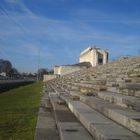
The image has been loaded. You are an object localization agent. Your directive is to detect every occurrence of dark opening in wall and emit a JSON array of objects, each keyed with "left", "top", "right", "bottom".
[{"left": 98, "top": 52, "right": 103, "bottom": 65}]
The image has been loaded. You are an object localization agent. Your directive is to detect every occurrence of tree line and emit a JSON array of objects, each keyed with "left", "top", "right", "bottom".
[
  {"left": 0, "top": 59, "right": 19, "bottom": 76},
  {"left": 0, "top": 59, "right": 53, "bottom": 80}
]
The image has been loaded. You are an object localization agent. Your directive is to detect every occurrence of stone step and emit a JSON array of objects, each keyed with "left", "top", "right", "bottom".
[
  {"left": 73, "top": 83, "right": 107, "bottom": 93},
  {"left": 107, "top": 86, "right": 119, "bottom": 93},
  {"left": 49, "top": 93, "right": 94, "bottom": 140},
  {"left": 73, "top": 83, "right": 107, "bottom": 90},
  {"left": 119, "top": 83, "right": 140, "bottom": 97},
  {"left": 69, "top": 91, "right": 140, "bottom": 133},
  {"left": 98, "top": 91, "right": 140, "bottom": 111},
  {"left": 70, "top": 91, "right": 81, "bottom": 101},
  {"left": 79, "top": 95, "right": 140, "bottom": 135},
  {"left": 35, "top": 93, "right": 59, "bottom": 140},
  {"left": 71, "top": 85, "right": 80, "bottom": 91},
  {"left": 80, "top": 79, "right": 106, "bottom": 85},
  {"left": 106, "top": 81, "right": 118, "bottom": 87},
  {"left": 119, "top": 83, "right": 140, "bottom": 90},
  {"left": 58, "top": 122, "right": 94, "bottom": 140},
  {"left": 70, "top": 85, "right": 95, "bottom": 96},
  {"left": 61, "top": 95, "right": 140, "bottom": 140},
  {"left": 131, "top": 77, "right": 140, "bottom": 83}
]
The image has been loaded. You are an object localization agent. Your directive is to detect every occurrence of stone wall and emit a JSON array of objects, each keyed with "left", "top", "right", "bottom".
[
  {"left": 43, "top": 75, "right": 58, "bottom": 82},
  {"left": 54, "top": 66, "right": 60, "bottom": 75},
  {"left": 54, "top": 66, "right": 83, "bottom": 76},
  {"left": 79, "top": 48, "right": 97, "bottom": 66}
]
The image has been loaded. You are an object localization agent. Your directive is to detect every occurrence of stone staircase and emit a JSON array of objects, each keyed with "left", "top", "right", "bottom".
[{"left": 36, "top": 56, "right": 140, "bottom": 140}]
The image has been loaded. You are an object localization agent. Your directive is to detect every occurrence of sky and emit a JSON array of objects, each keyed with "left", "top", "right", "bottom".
[{"left": 0, "top": 0, "right": 140, "bottom": 72}]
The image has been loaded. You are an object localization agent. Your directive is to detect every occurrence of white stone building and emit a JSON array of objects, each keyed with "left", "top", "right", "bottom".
[
  {"left": 43, "top": 46, "right": 108, "bottom": 81},
  {"left": 79, "top": 47, "right": 108, "bottom": 67}
]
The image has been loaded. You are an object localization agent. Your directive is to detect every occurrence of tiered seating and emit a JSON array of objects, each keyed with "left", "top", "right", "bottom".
[{"left": 39, "top": 56, "right": 140, "bottom": 140}]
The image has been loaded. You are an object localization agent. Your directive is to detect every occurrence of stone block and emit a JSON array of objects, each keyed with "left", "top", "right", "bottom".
[
  {"left": 58, "top": 122, "right": 93, "bottom": 140},
  {"left": 107, "top": 86, "right": 118, "bottom": 93},
  {"left": 57, "top": 99, "right": 66, "bottom": 105},
  {"left": 80, "top": 88, "right": 95, "bottom": 95},
  {"left": 79, "top": 95, "right": 140, "bottom": 135},
  {"left": 50, "top": 94, "right": 93, "bottom": 140},
  {"left": 35, "top": 93, "right": 59, "bottom": 140},
  {"left": 98, "top": 91, "right": 140, "bottom": 111},
  {"left": 67, "top": 100, "right": 140, "bottom": 140}
]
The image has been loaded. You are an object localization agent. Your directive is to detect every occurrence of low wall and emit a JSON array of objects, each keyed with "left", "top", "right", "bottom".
[
  {"left": 58, "top": 66, "right": 82, "bottom": 75},
  {"left": 0, "top": 80, "right": 35, "bottom": 93},
  {"left": 43, "top": 75, "right": 58, "bottom": 82}
]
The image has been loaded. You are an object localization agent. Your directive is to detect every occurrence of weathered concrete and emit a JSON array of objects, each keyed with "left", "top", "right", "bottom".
[
  {"left": 43, "top": 56, "right": 140, "bottom": 140},
  {"left": 107, "top": 86, "right": 119, "bottom": 93},
  {"left": 69, "top": 91, "right": 140, "bottom": 134},
  {"left": 119, "top": 83, "right": 140, "bottom": 97},
  {"left": 43, "top": 75, "right": 58, "bottom": 82},
  {"left": 98, "top": 91, "right": 140, "bottom": 111},
  {"left": 80, "top": 79, "right": 106, "bottom": 85},
  {"left": 79, "top": 95, "right": 140, "bottom": 135},
  {"left": 35, "top": 93, "right": 59, "bottom": 140},
  {"left": 62, "top": 97, "right": 140, "bottom": 140},
  {"left": 58, "top": 122, "right": 94, "bottom": 140},
  {"left": 72, "top": 83, "right": 106, "bottom": 95},
  {"left": 73, "top": 83, "right": 107, "bottom": 91},
  {"left": 49, "top": 93, "right": 94, "bottom": 140},
  {"left": 54, "top": 65, "right": 84, "bottom": 76}
]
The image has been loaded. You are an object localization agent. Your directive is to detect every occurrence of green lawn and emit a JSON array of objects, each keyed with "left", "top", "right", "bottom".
[{"left": 0, "top": 82, "right": 43, "bottom": 140}]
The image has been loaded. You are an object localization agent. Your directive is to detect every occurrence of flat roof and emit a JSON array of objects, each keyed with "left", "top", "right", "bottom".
[{"left": 80, "top": 47, "right": 107, "bottom": 56}]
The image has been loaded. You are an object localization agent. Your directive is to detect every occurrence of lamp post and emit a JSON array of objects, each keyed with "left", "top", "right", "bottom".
[{"left": 37, "top": 48, "right": 40, "bottom": 81}]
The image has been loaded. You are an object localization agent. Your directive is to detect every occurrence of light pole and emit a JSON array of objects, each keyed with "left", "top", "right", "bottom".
[{"left": 37, "top": 48, "right": 40, "bottom": 81}]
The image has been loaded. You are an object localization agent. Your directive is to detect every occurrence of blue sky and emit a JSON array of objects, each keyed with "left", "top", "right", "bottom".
[{"left": 0, "top": 0, "right": 140, "bottom": 72}]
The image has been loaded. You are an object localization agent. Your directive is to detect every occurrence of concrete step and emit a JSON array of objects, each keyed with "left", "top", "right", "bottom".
[
  {"left": 80, "top": 79, "right": 106, "bottom": 85},
  {"left": 69, "top": 91, "right": 140, "bottom": 134},
  {"left": 71, "top": 85, "right": 80, "bottom": 91},
  {"left": 119, "top": 83, "right": 140, "bottom": 90},
  {"left": 73, "top": 83, "right": 107, "bottom": 90},
  {"left": 49, "top": 93, "right": 94, "bottom": 140},
  {"left": 98, "top": 91, "right": 140, "bottom": 111},
  {"left": 35, "top": 93, "right": 59, "bottom": 140},
  {"left": 70, "top": 93, "right": 80, "bottom": 101},
  {"left": 61, "top": 95, "right": 140, "bottom": 140},
  {"left": 79, "top": 95, "right": 140, "bottom": 135},
  {"left": 73, "top": 83, "right": 107, "bottom": 94},
  {"left": 107, "top": 86, "right": 119, "bottom": 93},
  {"left": 119, "top": 83, "right": 140, "bottom": 97},
  {"left": 106, "top": 81, "right": 118, "bottom": 87},
  {"left": 70, "top": 84, "right": 95, "bottom": 96}
]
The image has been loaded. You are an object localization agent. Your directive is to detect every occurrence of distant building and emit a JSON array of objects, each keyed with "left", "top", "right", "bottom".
[
  {"left": 43, "top": 46, "right": 109, "bottom": 81},
  {"left": 79, "top": 47, "right": 108, "bottom": 67}
]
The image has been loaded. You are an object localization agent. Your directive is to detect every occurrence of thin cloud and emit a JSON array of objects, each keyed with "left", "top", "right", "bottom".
[
  {"left": 0, "top": 0, "right": 140, "bottom": 72},
  {"left": 4, "top": 0, "right": 34, "bottom": 16},
  {"left": 73, "top": 7, "right": 140, "bottom": 25}
]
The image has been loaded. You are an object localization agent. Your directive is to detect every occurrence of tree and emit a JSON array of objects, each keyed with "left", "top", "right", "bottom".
[
  {"left": 9, "top": 68, "right": 19, "bottom": 77},
  {"left": 0, "top": 59, "right": 12, "bottom": 76},
  {"left": 37, "top": 68, "right": 48, "bottom": 80},
  {"left": 48, "top": 69, "right": 54, "bottom": 74},
  {"left": 0, "top": 59, "right": 21, "bottom": 78}
]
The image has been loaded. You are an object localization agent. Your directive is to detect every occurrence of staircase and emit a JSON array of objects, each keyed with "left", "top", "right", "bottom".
[{"left": 36, "top": 56, "right": 140, "bottom": 140}]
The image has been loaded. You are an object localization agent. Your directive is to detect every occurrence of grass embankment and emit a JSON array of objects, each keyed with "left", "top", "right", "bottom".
[{"left": 0, "top": 82, "right": 43, "bottom": 140}]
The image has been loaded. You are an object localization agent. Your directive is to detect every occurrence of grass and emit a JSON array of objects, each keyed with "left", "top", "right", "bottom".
[{"left": 0, "top": 82, "right": 43, "bottom": 140}]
